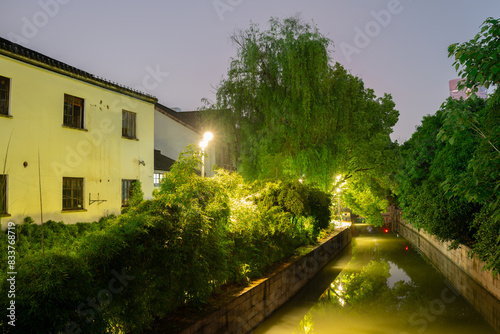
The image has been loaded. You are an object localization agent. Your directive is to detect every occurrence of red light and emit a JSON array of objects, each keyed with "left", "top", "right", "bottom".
[
  {"left": 384, "top": 229, "right": 389, "bottom": 233},
  {"left": 405, "top": 246, "right": 409, "bottom": 251}
]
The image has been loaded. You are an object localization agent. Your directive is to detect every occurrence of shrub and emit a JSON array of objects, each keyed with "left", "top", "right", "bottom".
[{"left": 0, "top": 147, "right": 333, "bottom": 333}]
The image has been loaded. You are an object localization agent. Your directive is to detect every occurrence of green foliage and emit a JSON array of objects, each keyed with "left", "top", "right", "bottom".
[
  {"left": 205, "top": 16, "right": 399, "bottom": 195},
  {"left": 307, "top": 187, "right": 332, "bottom": 231},
  {"left": 444, "top": 17, "right": 500, "bottom": 274},
  {"left": 397, "top": 17, "right": 500, "bottom": 275},
  {"left": 342, "top": 175, "right": 391, "bottom": 227},
  {"left": 439, "top": 93, "right": 500, "bottom": 271},
  {"left": 397, "top": 108, "right": 480, "bottom": 246},
  {"left": 0, "top": 147, "right": 333, "bottom": 333},
  {"left": 253, "top": 181, "right": 331, "bottom": 232},
  {"left": 129, "top": 180, "right": 144, "bottom": 207},
  {"left": 0, "top": 216, "right": 112, "bottom": 261},
  {"left": 214, "top": 170, "right": 331, "bottom": 282},
  {"left": 448, "top": 17, "right": 500, "bottom": 91},
  {"left": 342, "top": 260, "right": 391, "bottom": 305},
  {"left": 315, "top": 260, "right": 417, "bottom": 314}
]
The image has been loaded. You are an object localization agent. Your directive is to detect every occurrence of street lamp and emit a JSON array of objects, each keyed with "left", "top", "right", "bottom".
[{"left": 199, "top": 132, "right": 213, "bottom": 177}]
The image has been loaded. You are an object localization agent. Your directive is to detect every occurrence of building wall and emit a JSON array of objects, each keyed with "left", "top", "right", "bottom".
[
  {"left": 449, "top": 78, "right": 487, "bottom": 100},
  {"left": 154, "top": 108, "right": 215, "bottom": 176},
  {"left": 0, "top": 55, "right": 155, "bottom": 226}
]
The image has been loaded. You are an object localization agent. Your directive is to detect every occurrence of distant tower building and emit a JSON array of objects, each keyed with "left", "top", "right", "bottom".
[{"left": 449, "top": 78, "right": 487, "bottom": 100}]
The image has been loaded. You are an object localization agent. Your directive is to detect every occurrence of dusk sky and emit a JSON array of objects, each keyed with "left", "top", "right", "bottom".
[{"left": 1, "top": 0, "right": 499, "bottom": 142}]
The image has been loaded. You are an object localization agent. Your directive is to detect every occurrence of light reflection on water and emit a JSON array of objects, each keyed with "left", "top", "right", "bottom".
[{"left": 253, "top": 224, "right": 497, "bottom": 334}]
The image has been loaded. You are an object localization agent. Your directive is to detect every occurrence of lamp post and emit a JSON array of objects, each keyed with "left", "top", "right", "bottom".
[
  {"left": 199, "top": 132, "right": 213, "bottom": 177},
  {"left": 336, "top": 187, "right": 342, "bottom": 222}
]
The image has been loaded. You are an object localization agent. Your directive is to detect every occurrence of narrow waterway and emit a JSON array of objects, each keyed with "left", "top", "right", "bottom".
[{"left": 253, "top": 223, "right": 498, "bottom": 334}]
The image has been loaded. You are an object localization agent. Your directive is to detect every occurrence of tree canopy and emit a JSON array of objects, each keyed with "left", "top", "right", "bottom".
[
  {"left": 204, "top": 16, "right": 399, "bottom": 223},
  {"left": 448, "top": 17, "right": 500, "bottom": 91},
  {"left": 397, "top": 17, "right": 500, "bottom": 274}
]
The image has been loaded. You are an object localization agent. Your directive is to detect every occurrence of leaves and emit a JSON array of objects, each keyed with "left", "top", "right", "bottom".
[
  {"left": 205, "top": 16, "right": 399, "bottom": 197},
  {"left": 0, "top": 147, "right": 334, "bottom": 332},
  {"left": 398, "top": 87, "right": 500, "bottom": 274},
  {"left": 399, "top": 17, "right": 500, "bottom": 270},
  {"left": 449, "top": 17, "right": 500, "bottom": 90}
]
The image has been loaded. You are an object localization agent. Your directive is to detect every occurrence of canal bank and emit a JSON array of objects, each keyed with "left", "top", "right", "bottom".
[
  {"left": 395, "top": 220, "right": 500, "bottom": 299},
  {"left": 180, "top": 227, "right": 351, "bottom": 334},
  {"left": 396, "top": 220, "right": 500, "bottom": 332},
  {"left": 253, "top": 223, "right": 497, "bottom": 334}
]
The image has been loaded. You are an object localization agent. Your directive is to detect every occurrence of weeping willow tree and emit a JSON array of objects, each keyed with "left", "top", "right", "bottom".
[{"left": 206, "top": 16, "right": 399, "bottom": 200}]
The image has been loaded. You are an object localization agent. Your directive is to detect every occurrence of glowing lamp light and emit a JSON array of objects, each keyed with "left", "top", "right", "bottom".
[
  {"left": 405, "top": 246, "right": 409, "bottom": 251},
  {"left": 384, "top": 228, "right": 389, "bottom": 233},
  {"left": 203, "top": 131, "right": 213, "bottom": 142}
]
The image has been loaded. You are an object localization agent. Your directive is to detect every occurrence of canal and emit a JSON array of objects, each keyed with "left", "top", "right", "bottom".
[{"left": 253, "top": 223, "right": 498, "bottom": 334}]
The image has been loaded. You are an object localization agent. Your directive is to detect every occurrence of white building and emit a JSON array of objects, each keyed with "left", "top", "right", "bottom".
[{"left": 154, "top": 104, "right": 215, "bottom": 181}]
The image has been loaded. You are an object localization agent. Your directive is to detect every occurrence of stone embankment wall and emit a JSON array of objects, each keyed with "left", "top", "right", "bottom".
[
  {"left": 181, "top": 227, "right": 352, "bottom": 334},
  {"left": 396, "top": 220, "right": 500, "bottom": 331},
  {"left": 396, "top": 220, "right": 500, "bottom": 299}
]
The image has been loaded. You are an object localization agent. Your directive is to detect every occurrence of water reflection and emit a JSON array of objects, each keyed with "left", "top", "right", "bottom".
[{"left": 253, "top": 224, "right": 497, "bottom": 334}]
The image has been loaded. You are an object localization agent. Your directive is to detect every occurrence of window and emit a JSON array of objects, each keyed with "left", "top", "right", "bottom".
[
  {"left": 0, "top": 76, "right": 10, "bottom": 116},
  {"left": 63, "top": 177, "right": 84, "bottom": 210},
  {"left": 64, "top": 94, "right": 85, "bottom": 129},
  {"left": 0, "top": 175, "right": 7, "bottom": 215},
  {"left": 154, "top": 173, "right": 165, "bottom": 187},
  {"left": 122, "top": 179, "right": 136, "bottom": 206},
  {"left": 122, "top": 110, "right": 137, "bottom": 139}
]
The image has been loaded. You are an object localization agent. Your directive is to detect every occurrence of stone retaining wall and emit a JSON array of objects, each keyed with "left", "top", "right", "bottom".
[
  {"left": 181, "top": 227, "right": 352, "bottom": 334},
  {"left": 397, "top": 221, "right": 500, "bottom": 331}
]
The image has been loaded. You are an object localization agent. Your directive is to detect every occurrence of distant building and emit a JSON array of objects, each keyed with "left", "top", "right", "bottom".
[
  {"left": 449, "top": 78, "right": 487, "bottom": 100},
  {"left": 154, "top": 104, "right": 215, "bottom": 179},
  {"left": 0, "top": 37, "right": 157, "bottom": 226},
  {"left": 154, "top": 105, "right": 238, "bottom": 179}
]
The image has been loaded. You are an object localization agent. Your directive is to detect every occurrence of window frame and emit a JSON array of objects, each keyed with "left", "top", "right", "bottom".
[
  {"left": 0, "top": 174, "right": 7, "bottom": 215},
  {"left": 0, "top": 76, "right": 10, "bottom": 116},
  {"left": 63, "top": 94, "right": 85, "bottom": 129},
  {"left": 62, "top": 177, "right": 84, "bottom": 211},
  {"left": 122, "top": 179, "right": 137, "bottom": 207},
  {"left": 153, "top": 173, "right": 165, "bottom": 187},
  {"left": 122, "top": 110, "right": 137, "bottom": 139}
]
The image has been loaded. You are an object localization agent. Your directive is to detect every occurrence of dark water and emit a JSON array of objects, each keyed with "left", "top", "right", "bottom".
[{"left": 253, "top": 223, "right": 498, "bottom": 334}]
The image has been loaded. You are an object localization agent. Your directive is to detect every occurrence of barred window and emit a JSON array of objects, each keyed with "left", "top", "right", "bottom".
[
  {"left": 122, "top": 110, "right": 137, "bottom": 139},
  {"left": 122, "top": 179, "right": 136, "bottom": 206},
  {"left": 64, "top": 94, "right": 85, "bottom": 129},
  {"left": 0, "top": 76, "right": 10, "bottom": 116},
  {"left": 63, "top": 177, "right": 84, "bottom": 210}
]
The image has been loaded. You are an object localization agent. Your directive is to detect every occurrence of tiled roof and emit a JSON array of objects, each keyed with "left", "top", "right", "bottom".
[
  {"left": 154, "top": 150, "right": 176, "bottom": 172},
  {"left": 174, "top": 110, "right": 202, "bottom": 130},
  {"left": 0, "top": 36, "right": 157, "bottom": 103},
  {"left": 155, "top": 103, "right": 201, "bottom": 132}
]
